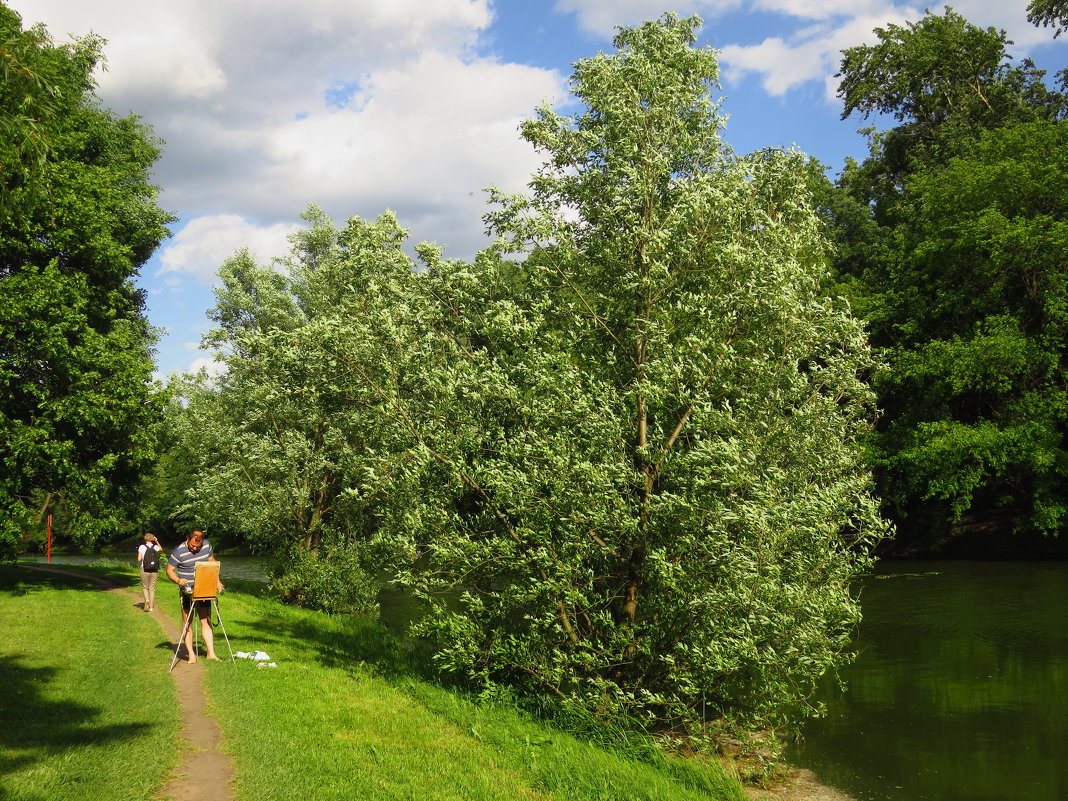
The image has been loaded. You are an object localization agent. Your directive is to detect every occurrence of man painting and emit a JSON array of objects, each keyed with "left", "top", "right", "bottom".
[{"left": 166, "top": 530, "right": 224, "bottom": 662}]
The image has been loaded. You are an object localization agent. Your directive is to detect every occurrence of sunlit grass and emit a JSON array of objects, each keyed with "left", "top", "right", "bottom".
[
  {"left": 203, "top": 586, "right": 746, "bottom": 801},
  {"left": 0, "top": 565, "right": 180, "bottom": 801},
  {"left": 1, "top": 566, "right": 745, "bottom": 801}
]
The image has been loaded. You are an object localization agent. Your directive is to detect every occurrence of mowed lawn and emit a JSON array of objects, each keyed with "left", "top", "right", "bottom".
[{"left": 0, "top": 564, "right": 180, "bottom": 801}]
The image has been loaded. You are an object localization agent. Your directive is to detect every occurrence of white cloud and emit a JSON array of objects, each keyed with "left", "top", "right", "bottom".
[
  {"left": 11, "top": 0, "right": 562, "bottom": 261},
  {"left": 260, "top": 51, "right": 565, "bottom": 255},
  {"left": 720, "top": 11, "right": 916, "bottom": 96},
  {"left": 158, "top": 215, "right": 303, "bottom": 284},
  {"left": 558, "top": 0, "right": 1057, "bottom": 99},
  {"left": 553, "top": 0, "right": 743, "bottom": 35},
  {"left": 184, "top": 355, "right": 228, "bottom": 379},
  {"left": 754, "top": 0, "right": 890, "bottom": 20}
]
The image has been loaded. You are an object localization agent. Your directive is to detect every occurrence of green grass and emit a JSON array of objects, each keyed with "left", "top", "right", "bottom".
[
  {"left": 202, "top": 584, "right": 747, "bottom": 801},
  {"left": 1, "top": 567, "right": 747, "bottom": 801},
  {"left": 0, "top": 564, "right": 181, "bottom": 801}
]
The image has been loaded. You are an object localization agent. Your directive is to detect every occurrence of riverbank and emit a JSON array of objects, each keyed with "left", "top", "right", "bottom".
[
  {"left": 745, "top": 769, "right": 855, "bottom": 801},
  {"left": 3, "top": 563, "right": 750, "bottom": 800},
  {"left": 8, "top": 559, "right": 854, "bottom": 801}
]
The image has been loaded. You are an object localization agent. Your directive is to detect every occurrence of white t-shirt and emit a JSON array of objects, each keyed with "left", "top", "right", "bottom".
[{"left": 137, "top": 543, "right": 162, "bottom": 561}]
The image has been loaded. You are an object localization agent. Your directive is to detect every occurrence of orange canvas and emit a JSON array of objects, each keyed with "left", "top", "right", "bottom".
[{"left": 192, "top": 561, "right": 220, "bottom": 600}]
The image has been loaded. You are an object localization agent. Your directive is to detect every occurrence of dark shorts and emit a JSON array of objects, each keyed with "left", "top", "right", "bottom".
[{"left": 180, "top": 591, "right": 211, "bottom": 613}]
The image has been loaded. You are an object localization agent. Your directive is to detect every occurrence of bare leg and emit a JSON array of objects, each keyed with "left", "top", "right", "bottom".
[
  {"left": 199, "top": 603, "right": 220, "bottom": 660},
  {"left": 182, "top": 606, "right": 198, "bottom": 662}
]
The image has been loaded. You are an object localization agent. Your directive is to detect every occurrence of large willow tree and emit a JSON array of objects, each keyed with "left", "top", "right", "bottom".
[
  {"left": 177, "top": 14, "right": 886, "bottom": 734},
  {"left": 365, "top": 15, "right": 889, "bottom": 733}
]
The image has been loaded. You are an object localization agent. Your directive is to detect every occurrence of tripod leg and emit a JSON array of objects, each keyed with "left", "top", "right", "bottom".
[
  {"left": 212, "top": 599, "right": 236, "bottom": 661},
  {"left": 169, "top": 602, "right": 195, "bottom": 672}
]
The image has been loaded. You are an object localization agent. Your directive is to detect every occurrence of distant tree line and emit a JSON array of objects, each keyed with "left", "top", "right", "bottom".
[{"left": 823, "top": 6, "right": 1068, "bottom": 552}]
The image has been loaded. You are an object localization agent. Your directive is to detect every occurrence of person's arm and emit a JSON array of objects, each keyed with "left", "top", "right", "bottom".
[
  {"left": 165, "top": 560, "right": 185, "bottom": 586},
  {"left": 137, "top": 545, "right": 145, "bottom": 564}
]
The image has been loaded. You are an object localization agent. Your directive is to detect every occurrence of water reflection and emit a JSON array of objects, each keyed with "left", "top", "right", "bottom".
[{"left": 788, "top": 560, "right": 1068, "bottom": 801}]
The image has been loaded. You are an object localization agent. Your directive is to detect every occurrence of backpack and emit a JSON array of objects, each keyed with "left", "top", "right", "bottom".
[{"left": 142, "top": 545, "right": 160, "bottom": 572}]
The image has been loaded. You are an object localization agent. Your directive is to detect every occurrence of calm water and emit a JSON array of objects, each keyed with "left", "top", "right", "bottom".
[
  {"left": 787, "top": 560, "right": 1068, "bottom": 801},
  {"left": 19, "top": 553, "right": 270, "bottom": 582}
]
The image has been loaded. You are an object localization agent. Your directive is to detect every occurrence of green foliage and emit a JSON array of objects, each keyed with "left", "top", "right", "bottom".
[
  {"left": 0, "top": 5, "right": 173, "bottom": 558},
  {"left": 165, "top": 206, "right": 418, "bottom": 605},
  {"left": 836, "top": 9, "right": 1064, "bottom": 199},
  {"left": 874, "top": 121, "right": 1068, "bottom": 540},
  {"left": 269, "top": 546, "right": 379, "bottom": 616},
  {"left": 1028, "top": 0, "right": 1068, "bottom": 37},
  {"left": 173, "top": 13, "right": 885, "bottom": 738},
  {"left": 829, "top": 7, "right": 1068, "bottom": 547},
  {"left": 369, "top": 14, "right": 884, "bottom": 734}
]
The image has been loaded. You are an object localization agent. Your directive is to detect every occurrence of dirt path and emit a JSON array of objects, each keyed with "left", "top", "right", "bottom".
[{"left": 21, "top": 566, "right": 235, "bottom": 801}]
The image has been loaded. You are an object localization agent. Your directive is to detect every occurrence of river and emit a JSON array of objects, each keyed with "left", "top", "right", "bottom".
[
  {"left": 18, "top": 553, "right": 271, "bottom": 583},
  {"left": 786, "top": 559, "right": 1068, "bottom": 801}
]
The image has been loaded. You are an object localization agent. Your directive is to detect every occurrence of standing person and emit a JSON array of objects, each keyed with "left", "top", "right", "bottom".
[
  {"left": 136, "top": 532, "right": 163, "bottom": 611},
  {"left": 165, "top": 530, "right": 224, "bottom": 662}
]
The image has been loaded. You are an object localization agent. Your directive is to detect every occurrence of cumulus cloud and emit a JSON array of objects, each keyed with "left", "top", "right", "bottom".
[
  {"left": 260, "top": 51, "right": 564, "bottom": 255},
  {"left": 10, "top": 0, "right": 559, "bottom": 261},
  {"left": 553, "top": 0, "right": 742, "bottom": 35},
  {"left": 158, "top": 215, "right": 303, "bottom": 284},
  {"left": 559, "top": 0, "right": 1056, "bottom": 99},
  {"left": 719, "top": 10, "right": 917, "bottom": 96}
]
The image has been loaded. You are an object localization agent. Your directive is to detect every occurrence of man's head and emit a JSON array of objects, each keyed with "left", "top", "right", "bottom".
[
  {"left": 144, "top": 532, "right": 155, "bottom": 543},
  {"left": 187, "top": 530, "right": 205, "bottom": 552}
]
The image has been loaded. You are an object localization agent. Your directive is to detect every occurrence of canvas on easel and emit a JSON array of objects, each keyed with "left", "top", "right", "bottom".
[{"left": 192, "top": 561, "right": 220, "bottom": 599}]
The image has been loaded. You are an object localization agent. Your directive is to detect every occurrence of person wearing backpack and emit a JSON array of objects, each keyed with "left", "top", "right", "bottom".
[{"left": 137, "top": 532, "right": 163, "bottom": 612}]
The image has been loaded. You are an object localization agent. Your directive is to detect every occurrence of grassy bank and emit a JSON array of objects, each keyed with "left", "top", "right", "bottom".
[
  {"left": 1, "top": 565, "right": 747, "bottom": 800},
  {"left": 0, "top": 563, "right": 180, "bottom": 801},
  {"left": 202, "top": 582, "right": 747, "bottom": 801}
]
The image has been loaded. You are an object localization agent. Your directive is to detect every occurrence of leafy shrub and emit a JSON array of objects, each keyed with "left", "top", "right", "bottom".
[{"left": 270, "top": 547, "right": 378, "bottom": 616}]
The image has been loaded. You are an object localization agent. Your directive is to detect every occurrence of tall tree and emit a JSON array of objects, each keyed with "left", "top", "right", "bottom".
[
  {"left": 176, "top": 13, "right": 885, "bottom": 736},
  {"left": 829, "top": 8, "right": 1068, "bottom": 548},
  {"left": 361, "top": 15, "right": 888, "bottom": 734},
  {"left": 1028, "top": 0, "right": 1068, "bottom": 37},
  {"left": 168, "top": 207, "right": 416, "bottom": 613},
  {"left": 0, "top": 4, "right": 173, "bottom": 557}
]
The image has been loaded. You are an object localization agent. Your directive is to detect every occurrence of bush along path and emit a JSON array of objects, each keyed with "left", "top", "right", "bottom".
[{"left": 21, "top": 565, "right": 235, "bottom": 801}]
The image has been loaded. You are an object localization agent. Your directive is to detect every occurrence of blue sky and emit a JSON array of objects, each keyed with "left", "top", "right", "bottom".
[{"left": 10, "top": 0, "right": 1067, "bottom": 378}]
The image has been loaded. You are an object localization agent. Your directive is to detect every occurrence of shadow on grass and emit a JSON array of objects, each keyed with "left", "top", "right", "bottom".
[
  {"left": 237, "top": 608, "right": 432, "bottom": 680},
  {"left": 4, "top": 562, "right": 137, "bottom": 593},
  {"left": 2, "top": 566, "right": 102, "bottom": 595},
  {"left": 0, "top": 654, "right": 152, "bottom": 780}
]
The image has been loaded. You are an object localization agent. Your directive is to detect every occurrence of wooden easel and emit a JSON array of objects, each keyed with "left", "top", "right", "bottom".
[{"left": 169, "top": 561, "right": 235, "bottom": 670}]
